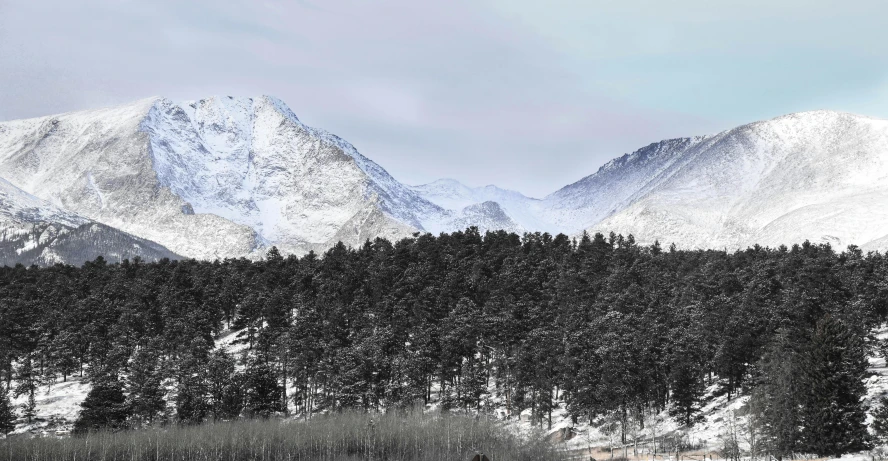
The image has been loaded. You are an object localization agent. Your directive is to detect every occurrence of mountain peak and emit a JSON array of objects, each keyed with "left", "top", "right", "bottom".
[
  {"left": 737, "top": 109, "right": 885, "bottom": 135},
  {"left": 4, "top": 95, "right": 888, "bottom": 259},
  {"left": 773, "top": 109, "right": 871, "bottom": 120}
]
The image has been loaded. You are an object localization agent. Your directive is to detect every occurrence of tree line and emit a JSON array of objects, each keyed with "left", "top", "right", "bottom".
[{"left": 0, "top": 229, "right": 887, "bottom": 457}]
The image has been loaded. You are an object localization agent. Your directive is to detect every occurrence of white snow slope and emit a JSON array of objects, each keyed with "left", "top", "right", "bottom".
[
  {"left": 415, "top": 111, "right": 888, "bottom": 251},
  {"left": 0, "top": 176, "right": 87, "bottom": 229},
  {"left": 0, "top": 96, "right": 523, "bottom": 260},
  {"left": 2, "top": 99, "right": 888, "bottom": 259},
  {"left": 0, "top": 177, "right": 181, "bottom": 265},
  {"left": 572, "top": 111, "right": 888, "bottom": 251}
]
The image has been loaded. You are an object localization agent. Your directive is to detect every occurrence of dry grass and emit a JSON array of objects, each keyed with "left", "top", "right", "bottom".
[{"left": 0, "top": 410, "right": 563, "bottom": 461}]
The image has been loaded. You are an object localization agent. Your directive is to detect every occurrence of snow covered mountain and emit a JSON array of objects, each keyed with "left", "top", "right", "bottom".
[
  {"left": 1, "top": 97, "right": 887, "bottom": 260},
  {"left": 572, "top": 110, "right": 888, "bottom": 250},
  {"left": 0, "top": 176, "right": 86, "bottom": 229},
  {"left": 409, "top": 179, "right": 548, "bottom": 232},
  {"left": 0, "top": 96, "right": 524, "bottom": 259},
  {"left": 413, "top": 110, "right": 888, "bottom": 251},
  {"left": 0, "top": 177, "right": 180, "bottom": 266}
]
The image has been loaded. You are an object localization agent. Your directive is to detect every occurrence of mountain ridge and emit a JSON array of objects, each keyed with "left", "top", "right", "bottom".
[
  {"left": 0, "top": 176, "right": 181, "bottom": 265},
  {"left": 1, "top": 98, "right": 886, "bottom": 260}
]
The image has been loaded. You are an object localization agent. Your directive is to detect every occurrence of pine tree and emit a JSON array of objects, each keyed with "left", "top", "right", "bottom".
[
  {"left": 668, "top": 361, "right": 706, "bottom": 427},
  {"left": 0, "top": 383, "right": 16, "bottom": 435},
  {"left": 49, "top": 331, "right": 79, "bottom": 383},
  {"left": 799, "top": 315, "right": 871, "bottom": 456},
  {"left": 668, "top": 312, "right": 707, "bottom": 428},
  {"left": 126, "top": 342, "right": 166, "bottom": 426},
  {"left": 243, "top": 357, "right": 283, "bottom": 418},
  {"left": 207, "top": 350, "right": 243, "bottom": 420},
  {"left": 750, "top": 329, "right": 802, "bottom": 461},
  {"left": 871, "top": 395, "right": 888, "bottom": 445},
  {"left": 21, "top": 393, "right": 36, "bottom": 426},
  {"left": 174, "top": 342, "right": 211, "bottom": 425},
  {"left": 73, "top": 377, "right": 130, "bottom": 434},
  {"left": 13, "top": 354, "right": 38, "bottom": 424}
]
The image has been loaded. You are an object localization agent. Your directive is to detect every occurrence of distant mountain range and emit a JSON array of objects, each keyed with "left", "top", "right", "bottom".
[{"left": 1, "top": 96, "right": 886, "bottom": 264}]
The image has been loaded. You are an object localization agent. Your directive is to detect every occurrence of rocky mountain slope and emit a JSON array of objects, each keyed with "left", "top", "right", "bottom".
[
  {"left": 0, "top": 177, "right": 181, "bottom": 266},
  {"left": 413, "top": 111, "right": 888, "bottom": 251},
  {"left": 1, "top": 97, "right": 887, "bottom": 260},
  {"left": 575, "top": 111, "right": 888, "bottom": 250},
  {"left": 0, "top": 96, "right": 521, "bottom": 260}
]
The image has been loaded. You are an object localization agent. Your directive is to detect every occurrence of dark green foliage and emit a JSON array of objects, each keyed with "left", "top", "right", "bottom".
[
  {"left": 0, "top": 231, "right": 884, "bottom": 459},
  {"left": 0, "top": 383, "right": 15, "bottom": 435},
  {"left": 243, "top": 358, "right": 284, "bottom": 418},
  {"left": 798, "top": 315, "right": 871, "bottom": 456},
  {"left": 667, "top": 361, "right": 706, "bottom": 427},
  {"left": 126, "top": 342, "right": 166, "bottom": 426},
  {"left": 13, "top": 354, "right": 38, "bottom": 424},
  {"left": 206, "top": 350, "right": 243, "bottom": 421},
  {"left": 872, "top": 395, "right": 888, "bottom": 444},
  {"left": 174, "top": 341, "right": 211, "bottom": 425},
  {"left": 752, "top": 318, "right": 873, "bottom": 459},
  {"left": 73, "top": 377, "right": 130, "bottom": 434},
  {"left": 750, "top": 330, "right": 802, "bottom": 461},
  {"left": 667, "top": 306, "right": 708, "bottom": 427},
  {"left": 872, "top": 396, "right": 888, "bottom": 444}
]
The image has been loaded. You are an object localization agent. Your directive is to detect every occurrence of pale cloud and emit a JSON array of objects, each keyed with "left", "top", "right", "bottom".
[{"left": 1, "top": 0, "right": 884, "bottom": 196}]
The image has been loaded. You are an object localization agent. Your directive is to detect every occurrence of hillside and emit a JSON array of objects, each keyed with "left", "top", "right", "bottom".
[
  {"left": 2, "top": 99, "right": 888, "bottom": 259},
  {"left": 0, "top": 177, "right": 180, "bottom": 265}
]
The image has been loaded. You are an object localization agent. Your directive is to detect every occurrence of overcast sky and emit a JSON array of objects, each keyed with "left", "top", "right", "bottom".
[{"left": 2, "top": 0, "right": 887, "bottom": 197}]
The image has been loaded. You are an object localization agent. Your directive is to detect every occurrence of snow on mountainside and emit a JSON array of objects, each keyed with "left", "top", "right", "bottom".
[
  {"left": 413, "top": 110, "right": 888, "bottom": 251},
  {"left": 414, "top": 110, "right": 888, "bottom": 252},
  {"left": 411, "top": 178, "right": 534, "bottom": 211},
  {"left": 0, "top": 96, "right": 521, "bottom": 260},
  {"left": 544, "top": 136, "right": 711, "bottom": 232},
  {"left": 0, "top": 221, "right": 183, "bottom": 267},
  {"left": 2, "top": 97, "right": 888, "bottom": 259},
  {"left": 410, "top": 179, "right": 549, "bottom": 233},
  {"left": 0, "top": 98, "right": 261, "bottom": 260},
  {"left": 0, "top": 176, "right": 86, "bottom": 229},
  {"left": 577, "top": 110, "right": 888, "bottom": 250},
  {"left": 0, "top": 177, "right": 181, "bottom": 265},
  {"left": 143, "top": 95, "right": 426, "bottom": 254}
]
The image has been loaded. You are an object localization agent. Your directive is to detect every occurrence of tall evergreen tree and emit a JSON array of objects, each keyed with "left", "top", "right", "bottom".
[
  {"left": 0, "top": 383, "right": 15, "bottom": 435},
  {"left": 750, "top": 329, "right": 802, "bottom": 461},
  {"left": 173, "top": 340, "right": 211, "bottom": 425},
  {"left": 668, "top": 304, "right": 707, "bottom": 427},
  {"left": 207, "top": 350, "right": 243, "bottom": 421},
  {"left": 126, "top": 342, "right": 166, "bottom": 426},
  {"left": 668, "top": 361, "right": 706, "bottom": 427},
  {"left": 243, "top": 356, "right": 284, "bottom": 418},
  {"left": 799, "top": 315, "right": 871, "bottom": 456},
  {"left": 73, "top": 377, "right": 130, "bottom": 434},
  {"left": 13, "top": 354, "right": 38, "bottom": 424}
]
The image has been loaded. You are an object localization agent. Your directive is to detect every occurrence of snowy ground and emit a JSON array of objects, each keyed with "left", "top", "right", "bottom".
[
  {"left": 8, "top": 376, "right": 89, "bottom": 435},
  {"left": 7, "top": 325, "right": 888, "bottom": 461}
]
